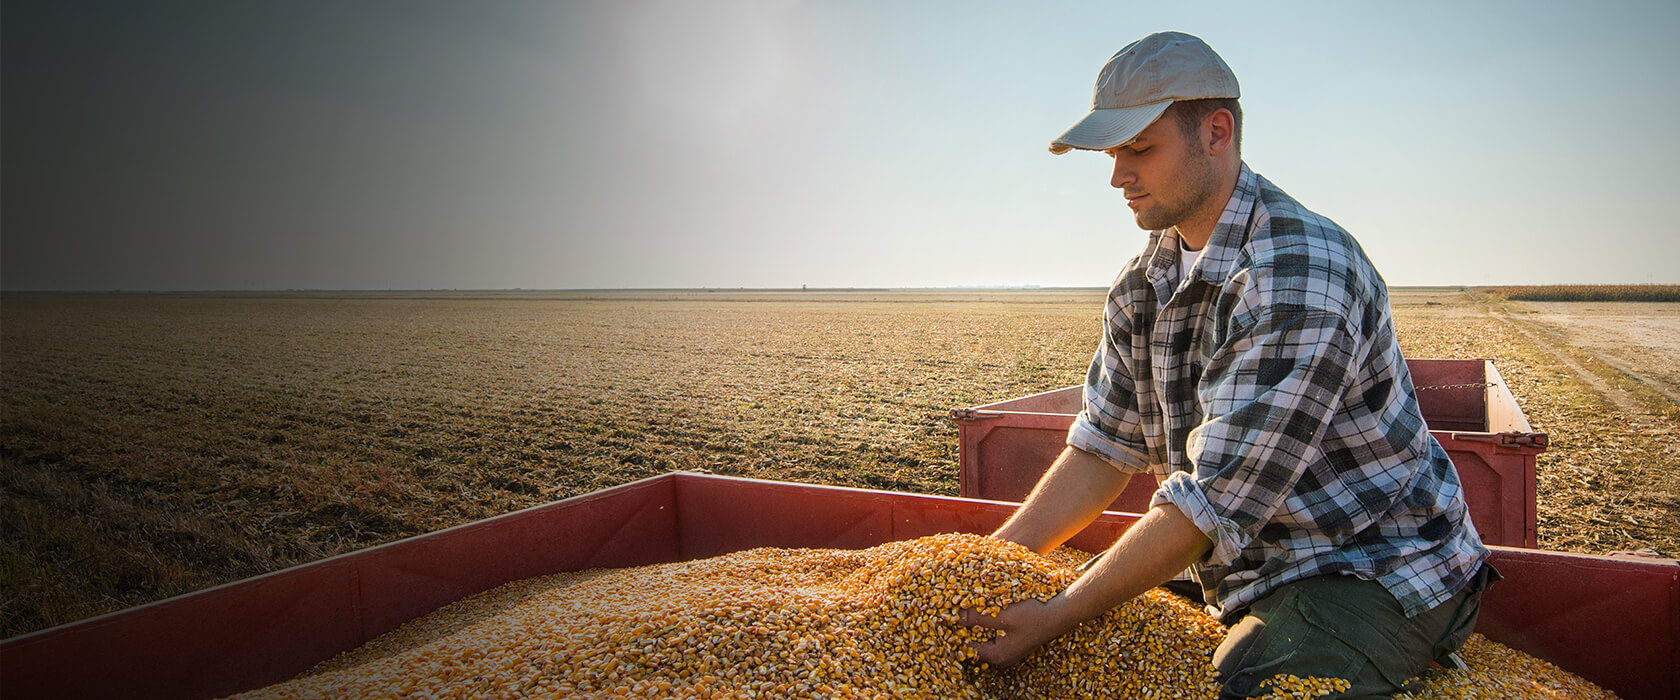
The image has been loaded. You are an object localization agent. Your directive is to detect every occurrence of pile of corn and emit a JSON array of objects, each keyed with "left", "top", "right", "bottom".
[
  {"left": 1395, "top": 634, "right": 1618, "bottom": 699},
  {"left": 229, "top": 533, "right": 1616, "bottom": 699}
]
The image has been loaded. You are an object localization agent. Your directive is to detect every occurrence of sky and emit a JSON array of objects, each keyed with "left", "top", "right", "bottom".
[{"left": 4, "top": 0, "right": 1678, "bottom": 291}]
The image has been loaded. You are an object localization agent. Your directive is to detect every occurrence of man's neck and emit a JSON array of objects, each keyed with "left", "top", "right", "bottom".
[
  {"left": 1173, "top": 159, "right": 1242, "bottom": 250},
  {"left": 1171, "top": 227, "right": 1201, "bottom": 253}
]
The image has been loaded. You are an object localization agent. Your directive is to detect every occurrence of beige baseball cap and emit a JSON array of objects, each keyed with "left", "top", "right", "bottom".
[{"left": 1049, "top": 31, "right": 1240, "bottom": 155}]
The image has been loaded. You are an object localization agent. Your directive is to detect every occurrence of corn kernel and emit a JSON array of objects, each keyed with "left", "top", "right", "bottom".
[{"left": 224, "top": 533, "right": 1617, "bottom": 699}]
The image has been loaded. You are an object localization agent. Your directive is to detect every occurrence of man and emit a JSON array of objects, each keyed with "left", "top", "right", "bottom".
[{"left": 964, "top": 32, "right": 1496, "bottom": 698}]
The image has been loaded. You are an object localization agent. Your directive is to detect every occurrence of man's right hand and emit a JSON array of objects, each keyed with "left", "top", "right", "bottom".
[{"left": 969, "top": 503, "right": 1215, "bottom": 669}]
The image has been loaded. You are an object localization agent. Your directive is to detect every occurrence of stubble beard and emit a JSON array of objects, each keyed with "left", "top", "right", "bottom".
[{"left": 1132, "top": 151, "right": 1221, "bottom": 232}]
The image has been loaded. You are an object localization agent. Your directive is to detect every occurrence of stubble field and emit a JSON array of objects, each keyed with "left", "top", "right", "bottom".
[{"left": 2, "top": 289, "right": 1677, "bottom": 639}]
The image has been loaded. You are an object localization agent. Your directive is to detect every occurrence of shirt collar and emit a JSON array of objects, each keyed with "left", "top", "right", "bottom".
[
  {"left": 1144, "top": 162, "right": 1258, "bottom": 294},
  {"left": 1197, "top": 162, "right": 1259, "bottom": 285}
]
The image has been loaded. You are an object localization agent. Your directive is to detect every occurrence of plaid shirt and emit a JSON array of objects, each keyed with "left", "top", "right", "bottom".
[{"left": 1068, "top": 163, "right": 1488, "bottom": 621}]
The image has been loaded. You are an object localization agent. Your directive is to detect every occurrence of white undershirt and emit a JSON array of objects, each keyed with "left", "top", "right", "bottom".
[{"left": 1176, "top": 230, "right": 1202, "bottom": 281}]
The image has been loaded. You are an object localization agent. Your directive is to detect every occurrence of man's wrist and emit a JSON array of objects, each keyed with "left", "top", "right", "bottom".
[{"left": 1040, "top": 587, "right": 1097, "bottom": 639}]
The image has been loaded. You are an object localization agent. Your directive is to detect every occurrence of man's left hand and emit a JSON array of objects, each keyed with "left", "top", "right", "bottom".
[{"left": 959, "top": 596, "right": 1074, "bottom": 668}]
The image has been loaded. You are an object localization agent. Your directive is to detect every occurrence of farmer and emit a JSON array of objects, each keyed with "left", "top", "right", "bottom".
[{"left": 964, "top": 31, "right": 1497, "bottom": 698}]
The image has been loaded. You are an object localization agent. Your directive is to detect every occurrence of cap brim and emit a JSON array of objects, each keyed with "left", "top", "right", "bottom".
[{"left": 1048, "top": 100, "right": 1173, "bottom": 155}]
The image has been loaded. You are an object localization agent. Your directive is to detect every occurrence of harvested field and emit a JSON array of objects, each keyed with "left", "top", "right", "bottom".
[{"left": 2, "top": 288, "right": 1676, "bottom": 639}]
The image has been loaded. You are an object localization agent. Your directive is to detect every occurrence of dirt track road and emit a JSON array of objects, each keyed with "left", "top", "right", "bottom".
[{"left": 1510, "top": 301, "right": 1680, "bottom": 405}]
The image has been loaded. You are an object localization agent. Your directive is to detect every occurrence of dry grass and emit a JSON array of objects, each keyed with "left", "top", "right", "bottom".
[{"left": 2, "top": 288, "right": 1675, "bottom": 639}]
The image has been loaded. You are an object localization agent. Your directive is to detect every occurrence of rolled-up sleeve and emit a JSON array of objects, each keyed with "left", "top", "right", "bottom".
[
  {"left": 1067, "top": 295, "right": 1151, "bottom": 474},
  {"left": 1150, "top": 305, "right": 1357, "bottom": 567}
]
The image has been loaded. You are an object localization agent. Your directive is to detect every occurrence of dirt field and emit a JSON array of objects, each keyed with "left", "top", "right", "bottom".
[{"left": 2, "top": 289, "right": 1676, "bottom": 638}]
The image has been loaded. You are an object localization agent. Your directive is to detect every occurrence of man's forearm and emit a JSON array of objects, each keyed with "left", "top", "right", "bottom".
[
  {"left": 968, "top": 490, "right": 1214, "bottom": 668},
  {"left": 992, "top": 445, "right": 1132, "bottom": 554},
  {"left": 1050, "top": 502, "right": 1212, "bottom": 623}
]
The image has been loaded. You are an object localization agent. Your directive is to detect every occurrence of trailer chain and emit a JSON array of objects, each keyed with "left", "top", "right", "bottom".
[{"left": 1415, "top": 382, "right": 1499, "bottom": 391}]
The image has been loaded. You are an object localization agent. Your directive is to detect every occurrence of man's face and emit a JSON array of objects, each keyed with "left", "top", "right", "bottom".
[{"left": 1105, "top": 114, "right": 1220, "bottom": 233}]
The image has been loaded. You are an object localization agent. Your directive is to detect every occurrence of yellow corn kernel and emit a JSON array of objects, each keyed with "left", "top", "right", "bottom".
[{"left": 225, "top": 533, "right": 1618, "bottom": 700}]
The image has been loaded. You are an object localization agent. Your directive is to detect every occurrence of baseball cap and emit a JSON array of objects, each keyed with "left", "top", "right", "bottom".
[{"left": 1049, "top": 31, "right": 1240, "bottom": 155}]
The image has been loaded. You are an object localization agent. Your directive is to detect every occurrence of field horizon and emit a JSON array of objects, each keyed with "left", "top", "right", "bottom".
[{"left": 8, "top": 283, "right": 1680, "bottom": 294}]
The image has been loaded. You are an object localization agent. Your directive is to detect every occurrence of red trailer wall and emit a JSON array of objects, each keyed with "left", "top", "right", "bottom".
[{"left": 953, "top": 359, "right": 1544, "bottom": 548}]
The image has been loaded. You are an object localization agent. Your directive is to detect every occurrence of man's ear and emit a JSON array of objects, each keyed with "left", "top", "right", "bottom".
[{"left": 1206, "top": 109, "right": 1236, "bottom": 156}]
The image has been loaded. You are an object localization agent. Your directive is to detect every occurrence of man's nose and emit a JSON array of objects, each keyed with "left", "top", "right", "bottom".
[{"left": 1110, "top": 159, "right": 1135, "bottom": 190}]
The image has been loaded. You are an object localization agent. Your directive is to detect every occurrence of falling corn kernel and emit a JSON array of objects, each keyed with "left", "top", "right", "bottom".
[{"left": 225, "top": 533, "right": 1618, "bottom": 699}]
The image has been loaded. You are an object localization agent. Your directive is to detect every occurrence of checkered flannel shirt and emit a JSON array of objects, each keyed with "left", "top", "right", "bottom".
[{"left": 1068, "top": 163, "right": 1488, "bottom": 621}]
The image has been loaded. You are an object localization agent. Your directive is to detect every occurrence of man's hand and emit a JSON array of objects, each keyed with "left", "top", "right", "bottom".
[
  {"left": 959, "top": 596, "right": 1076, "bottom": 668},
  {"left": 963, "top": 503, "right": 1214, "bottom": 669}
]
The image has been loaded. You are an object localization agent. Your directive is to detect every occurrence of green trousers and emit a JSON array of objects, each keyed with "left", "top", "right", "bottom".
[{"left": 1210, "top": 564, "right": 1497, "bottom": 699}]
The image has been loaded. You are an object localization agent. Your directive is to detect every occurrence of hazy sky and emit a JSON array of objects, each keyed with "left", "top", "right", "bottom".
[{"left": 5, "top": 0, "right": 1678, "bottom": 291}]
